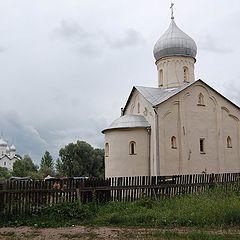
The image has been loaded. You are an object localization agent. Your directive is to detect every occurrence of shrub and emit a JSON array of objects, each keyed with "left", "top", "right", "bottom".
[{"left": 40, "top": 201, "right": 98, "bottom": 221}]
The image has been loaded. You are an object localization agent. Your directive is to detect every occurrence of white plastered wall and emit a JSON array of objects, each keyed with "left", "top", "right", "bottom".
[
  {"left": 124, "top": 90, "right": 156, "bottom": 175},
  {"left": 104, "top": 128, "right": 150, "bottom": 177},
  {"left": 156, "top": 56, "right": 195, "bottom": 88},
  {"left": 158, "top": 81, "right": 240, "bottom": 175},
  {"left": 0, "top": 156, "right": 16, "bottom": 171}
]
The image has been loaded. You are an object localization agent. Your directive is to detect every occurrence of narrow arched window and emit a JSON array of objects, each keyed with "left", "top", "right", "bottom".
[
  {"left": 198, "top": 93, "right": 205, "bottom": 106},
  {"left": 129, "top": 141, "right": 136, "bottom": 155},
  {"left": 171, "top": 136, "right": 177, "bottom": 149},
  {"left": 137, "top": 102, "right": 140, "bottom": 114},
  {"left": 227, "top": 136, "right": 232, "bottom": 148},
  {"left": 183, "top": 66, "right": 189, "bottom": 82},
  {"left": 159, "top": 69, "right": 163, "bottom": 86},
  {"left": 105, "top": 143, "right": 109, "bottom": 157},
  {"left": 200, "top": 138, "right": 205, "bottom": 153}
]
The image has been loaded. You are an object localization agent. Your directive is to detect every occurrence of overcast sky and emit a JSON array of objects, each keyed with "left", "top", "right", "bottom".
[{"left": 0, "top": 0, "right": 240, "bottom": 165}]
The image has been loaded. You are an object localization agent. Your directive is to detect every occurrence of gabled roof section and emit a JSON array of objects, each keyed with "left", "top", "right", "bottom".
[
  {"left": 123, "top": 82, "right": 193, "bottom": 113},
  {"left": 0, "top": 154, "right": 19, "bottom": 161},
  {"left": 0, "top": 155, "right": 12, "bottom": 160},
  {"left": 135, "top": 83, "right": 192, "bottom": 106},
  {"left": 123, "top": 79, "right": 240, "bottom": 112}
]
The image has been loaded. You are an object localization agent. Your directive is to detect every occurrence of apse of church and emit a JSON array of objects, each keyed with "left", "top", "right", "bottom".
[{"left": 102, "top": 5, "right": 240, "bottom": 177}]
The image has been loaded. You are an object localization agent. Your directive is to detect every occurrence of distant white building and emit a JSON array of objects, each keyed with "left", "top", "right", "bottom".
[{"left": 0, "top": 137, "right": 19, "bottom": 171}]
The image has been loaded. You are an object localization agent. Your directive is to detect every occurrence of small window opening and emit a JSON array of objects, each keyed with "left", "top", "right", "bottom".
[
  {"left": 105, "top": 143, "right": 109, "bottom": 157},
  {"left": 198, "top": 93, "right": 205, "bottom": 106},
  {"left": 129, "top": 141, "right": 136, "bottom": 155},
  {"left": 227, "top": 136, "right": 232, "bottom": 148},
  {"left": 183, "top": 66, "right": 189, "bottom": 82},
  {"left": 137, "top": 103, "right": 140, "bottom": 114},
  {"left": 200, "top": 138, "right": 205, "bottom": 153},
  {"left": 159, "top": 69, "right": 163, "bottom": 86},
  {"left": 171, "top": 136, "right": 177, "bottom": 149},
  {"left": 4, "top": 162, "right": 6, "bottom": 166}
]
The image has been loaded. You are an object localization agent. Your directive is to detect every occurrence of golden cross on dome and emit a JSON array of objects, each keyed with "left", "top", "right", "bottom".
[{"left": 170, "top": 2, "right": 174, "bottom": 19}]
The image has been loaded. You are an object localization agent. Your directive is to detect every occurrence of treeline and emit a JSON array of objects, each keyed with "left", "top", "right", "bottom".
[{"left": 0, "top": 141, "right": 104, "bottom": 180}]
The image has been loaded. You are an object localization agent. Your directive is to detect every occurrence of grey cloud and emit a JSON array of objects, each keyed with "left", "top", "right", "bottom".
[
  {"left": 55, "top": 20, "right": 91, "bottom": 40},
  {"left": 0, "top": 47, "right": 5, "bottom": 53},
  {"left": 106, "top": 29, "right": 144, "bottom": 49},
  {"left": 199, "top": 35, "right": 232, "bottom": 53},
  {"left": 223, "top": 77, "right": 240, "bottom": 106},
  {"left": 47, "top": 117, "right": 107, "bottom": 147},
  {"left": 53, "top": 19, "right": 104, "bottom": 56},
  {"left": 53, "top": 20, "right": 144, "bottom": 56},
  {"left": 76, "top": 43, "right": 103, "bottom": 56},
  {"left": 38, "top": 116, "right": 107, "bottom": 161},
  {"left": 52, "top": 89, "right": 68, "bottom": 104},
  {"left": 0, "top": 110, "right": 48, "bottom": 162}
]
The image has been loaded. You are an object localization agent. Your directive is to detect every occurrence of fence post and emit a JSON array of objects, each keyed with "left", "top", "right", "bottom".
[
  {"left": 76, "top": 188, "right": 82, "bottom": 206},
  {"left": 209, "top": 173, "right": 215, "bottom": 189}
]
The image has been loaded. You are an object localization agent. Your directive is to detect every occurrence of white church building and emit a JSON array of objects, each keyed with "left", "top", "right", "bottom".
[
  {"left": 0, "top": 137, "right": 18, "bottom": 171},
  {"left": 102, "top": 9, "right": 240, "bottom": 177}
]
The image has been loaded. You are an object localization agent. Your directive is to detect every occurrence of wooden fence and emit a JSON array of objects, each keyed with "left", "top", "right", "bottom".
[{"left": 0, "top": 172, "right": 240, "bottom": 215}]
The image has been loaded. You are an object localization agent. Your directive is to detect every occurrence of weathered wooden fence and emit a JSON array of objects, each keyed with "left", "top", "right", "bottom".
[
  {"left": 0, "top": 178, "right": 109, "bottom": 215},
  {"left": 0, "top": 172, "right": 240, "bottom": 215}
]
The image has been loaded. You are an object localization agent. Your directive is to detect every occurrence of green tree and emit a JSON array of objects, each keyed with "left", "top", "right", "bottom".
[
  {"left": 59, "top": 141, "right": 104, "bottom": 177},
  {"left": 92, "top": 148, "right": 105, "bottom": 178},
  {"left": 55, "top": 158, "right": 64, "bottom": 177},
  {"left": 39, "top": 151, "right": 54, "bottom": 177},
  {"left": 0, "top": 166, "right": 11, "bottom": 180},
  {"left": 12, "top": 155, "right": 38, "bottom": 177}
]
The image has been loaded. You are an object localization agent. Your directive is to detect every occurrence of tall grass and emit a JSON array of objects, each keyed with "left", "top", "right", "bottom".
[{"left": 89, "top": 186, "right": 240, "bottom": 228}]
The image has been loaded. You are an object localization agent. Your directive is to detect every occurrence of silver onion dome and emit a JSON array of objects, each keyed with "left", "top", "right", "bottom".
[
  {"left": 153, "top": 19, "right": 197, "bottom": 61},
  {"left": 0, "top": 138, "right": 7, "bottom": 147}
]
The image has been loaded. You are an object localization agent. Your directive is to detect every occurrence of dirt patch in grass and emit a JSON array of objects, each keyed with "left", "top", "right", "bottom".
[{"left": 0, "top": 226, "right": 240, "bottom": 240}]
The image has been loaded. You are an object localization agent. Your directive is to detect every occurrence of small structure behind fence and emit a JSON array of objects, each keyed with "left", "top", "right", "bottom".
[{"left": 0, "top": 172, "right": 240, "bottom": 215}]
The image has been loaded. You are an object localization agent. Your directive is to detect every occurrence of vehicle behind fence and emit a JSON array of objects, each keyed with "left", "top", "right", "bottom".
[{"left": 0, "top": 172, "right": 240, "bottom": 215}]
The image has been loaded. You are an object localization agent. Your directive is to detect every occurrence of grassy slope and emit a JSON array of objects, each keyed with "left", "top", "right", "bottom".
[{"left": 89, "top": 188, "right": 240, "bottom": 228}]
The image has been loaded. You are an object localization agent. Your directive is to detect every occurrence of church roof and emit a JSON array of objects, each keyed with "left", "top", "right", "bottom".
[
  {"left": 102, "top": 114, "right": 150, "bottom": 133},
  {"left": 123, "top": 79, "right": 240, "bottom": 113},
  {"left": 123, "top": 82, "right": 193, "bottom": 112},
  {"left": 0, "top": 154, "right": 17, "bottom": 161},
  {"left": 135, "top": 83, "right": 191, "bottom": 106},
  {"left": 153, "top": 19, "right": 197, "bottom": 61}
]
